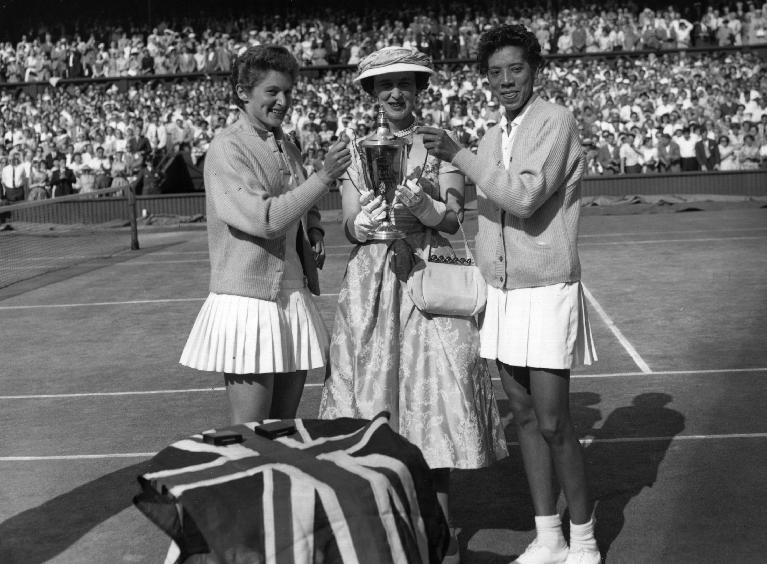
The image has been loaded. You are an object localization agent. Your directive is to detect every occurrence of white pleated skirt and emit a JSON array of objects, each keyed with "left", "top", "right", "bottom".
[
  {"left": 479, "top": 281, "right": 597, "bottom": 369},
  {"left": 179, "top": 289, "right": 329, "bottom": 375}
]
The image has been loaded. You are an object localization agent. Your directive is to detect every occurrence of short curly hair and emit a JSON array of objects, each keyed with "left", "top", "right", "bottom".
[
  {"left": 230, "top": 45, "right": 300, "bottom": 109},
  {"left": 477, "top": 24, "right": 543, "bottom": 75}
]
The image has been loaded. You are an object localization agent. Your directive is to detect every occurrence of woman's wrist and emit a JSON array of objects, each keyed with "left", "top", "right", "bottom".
[
  {"left": 412, "top": 194, "right": 447, "bottom": 227},
  {"left": 344, "top": 214, "right": 364, "bottom": 244},
  {"left": 315, "top": 169, "right": 334, "bottom": 186}
]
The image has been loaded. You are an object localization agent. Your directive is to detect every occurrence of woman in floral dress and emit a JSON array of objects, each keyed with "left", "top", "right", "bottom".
[{"left": 319, "top": 46, "right": 507, "bottom": 564}]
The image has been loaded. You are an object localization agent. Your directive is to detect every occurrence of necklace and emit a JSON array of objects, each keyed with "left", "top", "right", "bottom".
[{"left": 391, "top": 117, "right": 418, "bottom": 138}]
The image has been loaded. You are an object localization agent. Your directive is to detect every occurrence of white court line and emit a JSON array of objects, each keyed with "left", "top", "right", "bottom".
[
  {"left": 13, "top": 234, "right": 762, "bottom": 269},
  {"left": 0, "top": 453, "right": 156, "bottom": 461},
  {"left": 580, "top": 235, "right": 766, "bottom": 246},
  {"left": 115, "top": 259, "right": 210, "bottom": 265},
  {"left": 3, "top": 432, "right": 766, "bottom": 461},
  {"left": 2, "top": 367, "right": 765, "bottom": 400},
  {"left": 0, "top": 294, "right": 340, "bottom": 310},
  {"left": 144, "top": 227, "right": 767, "bottom": 254},
  {"left": 100, "top": 232, "right": 767, "bottom": 264},
  {"left": 582, "top": 284, "right": 652, "bottom": 374},
  {"left": 112, "top": 233, "right": 767, "bottom": 265},
  {"left": 579, "top": 227, "right": 767, "bottom": 238},
  {"left": 576, "top": 433, "right": 767, "bottom": 446},
  {"left": 0, "top": 297, "right": 205, "bottom": 310},
  {"left": 321, "top": 234, "right": 766, "bottom": 259}
]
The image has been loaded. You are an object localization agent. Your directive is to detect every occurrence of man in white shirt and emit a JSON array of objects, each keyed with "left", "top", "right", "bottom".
[
  {"left": 145, "top": 113, "right": 168, "bottom": 165},
  {"left": 335, "top": 114, "right": 354, "bottom": 138},
  {"left": 1, "top": 151, "right": 27, "bottom": 202},
  {"left": 89, "top": 146, "right": 112, "bottom": 189},
  {"left": 655, "top": 93, "right": 676, "bottom": 118},
  {"left": 619, "top": 132, "right": 644, "bottom": 173},
  {"left": 677, "top": 127, "right": 699, "bottom": 170},
  {"left": 747, "top": 96, "right": 766, "bottom": 122}
]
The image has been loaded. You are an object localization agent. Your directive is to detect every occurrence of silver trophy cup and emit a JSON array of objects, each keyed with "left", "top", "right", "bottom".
[{"left": 356, "top": 106, "right": 408, "bottom": 240}]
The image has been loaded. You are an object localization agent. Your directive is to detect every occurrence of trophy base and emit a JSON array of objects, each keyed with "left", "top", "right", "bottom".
[{"left": 370, "top": 224, "right": 407, "bottom": 240}]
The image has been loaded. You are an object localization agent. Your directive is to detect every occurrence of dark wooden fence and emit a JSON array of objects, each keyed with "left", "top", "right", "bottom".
[
  {"left": 133, "top": 169, "right": 767, "bottom": 217},
  {"left": 5, "top": 169, "right": 764, "bottom": 226}
]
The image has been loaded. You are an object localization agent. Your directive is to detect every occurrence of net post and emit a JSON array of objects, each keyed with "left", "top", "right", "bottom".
[{"left": 127, "top": 182, "right": 140, "bottom": 250}]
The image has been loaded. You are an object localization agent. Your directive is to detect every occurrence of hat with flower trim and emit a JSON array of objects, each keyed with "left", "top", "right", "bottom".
[{"left": 354, "top": 46, "right": 433, "bottom": 84}]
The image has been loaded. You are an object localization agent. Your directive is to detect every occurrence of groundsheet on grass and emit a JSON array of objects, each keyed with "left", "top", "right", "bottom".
[{"left": 581, "top": 194, "right": 767, "bottom": 215}]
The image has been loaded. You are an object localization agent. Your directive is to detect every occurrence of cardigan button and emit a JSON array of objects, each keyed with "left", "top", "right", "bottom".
[{"left": 498, "top": 256, "right": 504, "bottom": 262}]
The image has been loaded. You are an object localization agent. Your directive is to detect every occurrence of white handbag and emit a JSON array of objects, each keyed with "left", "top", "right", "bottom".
[{"left": 407, "top": 219, "right": 487, "bottom": 317}]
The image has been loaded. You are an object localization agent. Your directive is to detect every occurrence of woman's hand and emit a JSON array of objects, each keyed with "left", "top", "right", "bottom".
[
  {"left": 417, "top": 126, "right": 461, "bottom": 162},
  {"left": 353, "top": 191, "right": 387, "bottom": 242},
  {"left": 308, "top": 227, "right": 326, "bottom": 269},
  {"left": 395, "top": 180, "right": 446, "bottom": 227},
  {"left": 320, "top": 134, "right": 352, "bottom": 181},
  {"left": 394, "top": 179, "right": 424, "bottom": 208}
]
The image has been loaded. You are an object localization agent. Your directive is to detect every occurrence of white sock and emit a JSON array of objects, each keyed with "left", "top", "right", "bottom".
[
  {"left": 534, "top": 514, "right": 567, "bottom": 550},
  {"left": 569, "top": 516, "right": 598, "bottom": 551}
]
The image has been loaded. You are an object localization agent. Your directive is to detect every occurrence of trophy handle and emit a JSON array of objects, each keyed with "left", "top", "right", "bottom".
[{"left": 345, "top": 134, "right": 369, "bottom": 196}]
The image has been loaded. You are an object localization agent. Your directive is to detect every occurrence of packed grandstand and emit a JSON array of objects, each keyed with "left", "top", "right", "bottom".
[{"left": 1, "top": 1, "right": 766, "bottom": 200}]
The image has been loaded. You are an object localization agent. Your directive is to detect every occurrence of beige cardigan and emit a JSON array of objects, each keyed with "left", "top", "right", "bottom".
[
  {"left": 204, "top": 112, "right": 330, "bottom": 299},
  {"left": 452, "top": 95, "right": 585, "bottom": 290}
]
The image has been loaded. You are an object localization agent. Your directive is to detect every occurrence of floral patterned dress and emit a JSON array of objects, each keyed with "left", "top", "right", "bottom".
[{"left": 319, "top": 131, "right": 507, "bottom": 469}]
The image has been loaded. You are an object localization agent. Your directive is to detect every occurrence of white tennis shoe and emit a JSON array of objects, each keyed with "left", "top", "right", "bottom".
[
  {"left": 565, "top": 546, "right": 602, "bottom": 564},
  {"left": 512, "top": 538, "right": 568, "bottom": 564}
]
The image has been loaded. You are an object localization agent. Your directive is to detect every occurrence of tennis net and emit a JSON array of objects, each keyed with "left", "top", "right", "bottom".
[{"left": 0, "top": 185, "right": 139, "bottom": 290}]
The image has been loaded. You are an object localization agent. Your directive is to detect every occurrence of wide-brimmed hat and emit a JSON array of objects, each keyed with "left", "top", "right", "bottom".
[{"left": 354, "top": 46, "right": 433, "bottom": 83}]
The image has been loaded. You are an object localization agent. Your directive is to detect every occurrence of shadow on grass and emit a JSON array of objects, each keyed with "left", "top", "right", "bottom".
[
  {"left": 0, "top": 461, "right": 149, "bottom": 564},
  {"left": 587, "top": 392, "right": 685, "bottom": 562},
  {"left": 450, "top": 391, "right": 684, "bottom": 563}
]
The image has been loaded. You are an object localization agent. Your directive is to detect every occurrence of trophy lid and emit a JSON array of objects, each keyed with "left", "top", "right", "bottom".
[{"left": 359, "top": 105, "right": 407, "bottom": 149}]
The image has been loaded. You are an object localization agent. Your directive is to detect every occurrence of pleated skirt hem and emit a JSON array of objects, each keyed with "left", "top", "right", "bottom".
[
  {"left": 479, "top": 281, "right": 597, "bottom": 369},
  {"left": 180, "top": 291, "right": 329, "bottom": 375}
]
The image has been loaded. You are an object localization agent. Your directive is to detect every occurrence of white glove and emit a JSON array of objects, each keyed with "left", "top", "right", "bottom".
[
  {"left": 395, "top": 180, "right": 447, "bottom": 227},
  {"left": 352, "top": 191, "right": 387, "bottom": 242}
]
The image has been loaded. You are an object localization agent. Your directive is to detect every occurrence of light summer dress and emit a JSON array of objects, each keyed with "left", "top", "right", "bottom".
[{"left": 319, "top": 130, "right": 507, "bottom": 469}]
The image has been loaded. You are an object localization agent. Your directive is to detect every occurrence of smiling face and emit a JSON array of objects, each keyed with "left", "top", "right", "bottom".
[
  {"left": 237, "top": 69, "right": 293, "bottom": 131},
  {"left": 486, "top": 45, "right": 537, "bottom": 121},
  {"left": 372, "top": 71, "right": 418, "bottom": 127}
]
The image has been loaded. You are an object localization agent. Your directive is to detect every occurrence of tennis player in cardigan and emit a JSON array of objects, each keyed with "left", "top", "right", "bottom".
[
  {"left": 420, "top": 25, "right": 600, "bottom": 564},
  {"left": 180, "top": 45, "right": 351, "bottom": 425}
]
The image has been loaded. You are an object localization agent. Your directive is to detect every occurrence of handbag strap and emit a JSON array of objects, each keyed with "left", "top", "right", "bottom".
[
  {"left": 424, "top": 212, "right": 474, "bottom": 263},
  {"left": 456, "top": 213, "right": 475, "bottom": 263},
  {"left": 424, "top": 226, "right": 433, "bottom": 257}
]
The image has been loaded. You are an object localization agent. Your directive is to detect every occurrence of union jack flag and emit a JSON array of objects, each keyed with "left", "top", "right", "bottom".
[{"left": 134, "top": 413, "right": 449, "bottom": 564}]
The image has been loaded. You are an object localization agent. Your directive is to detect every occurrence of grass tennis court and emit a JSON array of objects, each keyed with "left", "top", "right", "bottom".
[{"left": 1, "top": 204, "right": 766, "bottom": 563}]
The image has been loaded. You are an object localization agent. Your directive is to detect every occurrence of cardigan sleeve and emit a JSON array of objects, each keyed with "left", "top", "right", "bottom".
[
  {"left": 205, "top": 135, "right": 331, "bottom": 239},
  {"left": 452, "top": 109, "right": 581, "bottom": 218},
  {"left": 286, "top": 138, "right": 325, "bottom": 237}
]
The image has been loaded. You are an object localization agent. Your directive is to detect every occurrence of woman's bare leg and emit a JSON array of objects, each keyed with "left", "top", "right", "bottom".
[
  {"left": 498, "top": 363, "right": 559, "bottom": 516},
  {"left": 529, "top": 367, "right": 592, "bottom": 524},
  {"left": 224, "top": 373, "right": 274, "bottom": 425},
  {"left": 270, "top": 370, "right": 307, "bottom": 418}
]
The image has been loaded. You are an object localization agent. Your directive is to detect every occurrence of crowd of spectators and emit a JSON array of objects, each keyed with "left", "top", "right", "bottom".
[
  {"left": 2, "top": 5, "right": 767, "bottom": 202},
  {"left": 2, "top": 3, "right": 767, "bottom": 83}
]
